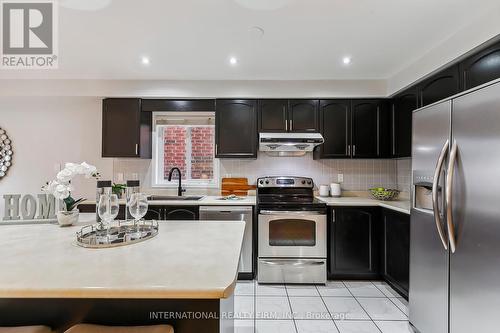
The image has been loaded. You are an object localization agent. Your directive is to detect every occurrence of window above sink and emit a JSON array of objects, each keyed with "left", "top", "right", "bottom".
[{"left": 152, "top": 112, "right": 220, "bottom": 188}]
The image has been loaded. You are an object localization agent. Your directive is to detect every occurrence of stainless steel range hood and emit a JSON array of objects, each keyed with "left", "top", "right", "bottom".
[{"left": 259, "top": 133, "right": 324, "bottom": 157}]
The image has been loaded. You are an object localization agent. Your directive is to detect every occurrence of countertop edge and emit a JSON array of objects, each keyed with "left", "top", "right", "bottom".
[{"left": 316, "top": 197, "right": 410, "bottom": 215}]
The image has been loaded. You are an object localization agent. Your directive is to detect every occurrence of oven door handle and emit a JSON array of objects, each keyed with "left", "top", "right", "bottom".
[
  {"left": 259, "top": 210, "right": 325, "bottom": 216},
  {"left": 260, "top": 260, "right": 325, "bottom": 266}
]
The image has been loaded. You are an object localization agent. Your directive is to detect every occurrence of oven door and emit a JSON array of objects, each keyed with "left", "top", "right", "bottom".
[{"left": 258, "top": 210, "right": 327, "bottom": 258}]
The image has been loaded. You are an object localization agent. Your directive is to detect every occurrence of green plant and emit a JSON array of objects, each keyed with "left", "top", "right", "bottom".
[
  {"left": 63, "top": 196, "right": 86, "bottom": 212},
  {"left": 112, "top": 183, "right": 127, "bottom": 197}
]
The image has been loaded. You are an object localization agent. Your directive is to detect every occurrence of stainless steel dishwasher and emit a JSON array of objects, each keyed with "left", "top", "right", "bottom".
[{"left": 199, "top": 206, "right": 253, "bottom": 279}]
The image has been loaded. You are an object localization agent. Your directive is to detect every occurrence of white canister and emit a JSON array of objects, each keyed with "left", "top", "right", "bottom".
[
  {"left": 330, "top": 183, "right": 342, "bottom": 197},
  {"left": 319, "top": 185, "right": 330, "bottom": 197}
]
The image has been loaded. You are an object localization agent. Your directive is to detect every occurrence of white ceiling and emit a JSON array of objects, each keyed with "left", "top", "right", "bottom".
[{"left": 1, "top": 0, "right": 499, "bottom": 83}]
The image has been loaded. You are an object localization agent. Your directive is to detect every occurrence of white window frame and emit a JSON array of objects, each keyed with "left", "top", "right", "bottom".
[{"left": 152, "top": 113, "right": 219, "bottom": 188}]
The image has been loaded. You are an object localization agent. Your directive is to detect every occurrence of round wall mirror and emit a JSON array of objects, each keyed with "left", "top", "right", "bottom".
[{"left": 0, "top": 127, "right": 13, "bottom": 178}]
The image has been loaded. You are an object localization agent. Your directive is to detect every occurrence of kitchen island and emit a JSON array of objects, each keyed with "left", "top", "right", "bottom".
[{"left": 0, "top": 220, "right": 245, "bottom": 333}]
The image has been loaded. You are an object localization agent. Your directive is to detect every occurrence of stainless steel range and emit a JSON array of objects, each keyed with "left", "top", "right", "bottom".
[{"left": 257, "top": 176, "right": 327, "bottom": 284}]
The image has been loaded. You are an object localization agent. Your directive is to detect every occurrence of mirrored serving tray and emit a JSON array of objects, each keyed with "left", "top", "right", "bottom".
[{"left": 76, "top": 220, "right": 159, "bottom": 248}]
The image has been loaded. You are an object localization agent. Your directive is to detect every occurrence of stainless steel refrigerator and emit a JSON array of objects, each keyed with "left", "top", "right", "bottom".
[{"left": 410, "top": 79, "right": 500, "bottom": 333}]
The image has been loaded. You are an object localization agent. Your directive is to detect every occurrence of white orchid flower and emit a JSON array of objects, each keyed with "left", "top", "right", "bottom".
[
  {"left": 80, "top": 162, "right": 98, "bottom": 178},
  {"left": 42, "top": 180, "right": 59, "bottom": 194},
  {"left": 54, "top": 183, "right": 71, "bottom": 200},
  {"left": 56, "top": 168, "right": 74, "bottom": 183},
  {"left": 64, "top": 163, "right": 83, "bottom": 175},
  {"left": 43, "top": 162, "right": 99, "bottom": 209}
]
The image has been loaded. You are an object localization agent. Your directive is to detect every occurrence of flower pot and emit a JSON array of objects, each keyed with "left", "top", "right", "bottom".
[{"left": 56, "top": 209, "right": 79, "bottom": 227}]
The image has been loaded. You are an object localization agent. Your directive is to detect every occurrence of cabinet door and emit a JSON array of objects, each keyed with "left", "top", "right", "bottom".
[
  {"left": 288, "top": 100, "right": 319, "bottom": 132},
  {"left": 391, "top": 89, "right": 417, "bottom": 158},
  {"left": 144, "top": 206, "right": 163, "bottom": 220},
  {"left": 215, "top": 99, "right": 257, "bottom": 158},
  {"left": 419, "top": 65, "right": 460, "bottom": 106},
  {"left": 164, "top": 206, "right": 199, "bottom": 220},
  {"left": 351, "top": 100, "right": 380, "bottom": 158},
  {"left": 382, "top": 209, "right": 410, "bottom": 298},
  {"left": 315, "top": 100, "right": 350, "bottom": 158},
  {"left": 329, "top": 207, "right": 380, "bottom": 279},
  {"left": 102, "top": 98, "right": 141, "bottom": 157},
  {"left": 258, "top": 99, "right": 288, "bottom": 132},
  {"left": 378, "top": 100, "right": 392, "bottom": 158},
  {"left": 460, "top": 41, "right": 500, "bottom": 91}
]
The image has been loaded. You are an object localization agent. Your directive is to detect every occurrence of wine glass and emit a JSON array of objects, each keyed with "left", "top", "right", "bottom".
[
  {"left": 128, "top": 193, "right": 148, "bottom": 224},
  {"left": 97, "top": 194, "right": 119, "bottom": 230}
]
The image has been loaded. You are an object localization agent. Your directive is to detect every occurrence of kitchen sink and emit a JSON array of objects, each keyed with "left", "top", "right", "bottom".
[{"left": 148, "top": 195, "right": 205, "bottom": 201}]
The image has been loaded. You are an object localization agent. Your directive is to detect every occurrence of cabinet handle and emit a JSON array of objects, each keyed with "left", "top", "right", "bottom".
[
  {"left": 332, "top": 210, "right": 335, "bottom": 223},
  {"left": 446, "top": 140, "right": 458, "bottom": 253},
  {"left": 376, "top": 106, "right": 380, "bottom": 156},
  {"left": 353, "top": 145, "right": 356, "bottom": 156},
  {"left": 215, "top": 144, "right": 218, "bottom": 156},
  {"left": 285, "top": 118, "right": 288, "bottom": 131},
  {"left": 347, "top": 145, "right": 351, "bottom": 156},
  {"left": 135, "top": 144, "right": 139, "bottom": 155},
  {"left": 392, "top": 104, "right": 396, "bottom": 156},
  {"left": 290, "top": 119, "right": 293, "bottom": 131}
]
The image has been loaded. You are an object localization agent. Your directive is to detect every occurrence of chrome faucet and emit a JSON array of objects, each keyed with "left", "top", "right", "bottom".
[{"left": 168, "top": 167, "right": 185, "bottom": 196}]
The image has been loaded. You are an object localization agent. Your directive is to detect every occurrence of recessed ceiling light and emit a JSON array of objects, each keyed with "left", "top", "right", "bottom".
[
  {"left": 342, "top": 57, "right": 352, "bottom": 65},
  {"left": 141, "top": 56, "right": 150, "bottom": 65},
  {"left": 229, "top": 57, "right": 238, "bottom": 65}
]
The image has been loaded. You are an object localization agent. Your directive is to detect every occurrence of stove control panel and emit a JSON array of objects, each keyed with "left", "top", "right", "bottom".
[{"left": 257, "top": 176, "right": 314, "bottom": 188}]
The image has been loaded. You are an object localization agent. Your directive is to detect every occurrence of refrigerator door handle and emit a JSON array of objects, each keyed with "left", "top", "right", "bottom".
[
  {"left": 446, "top": 139, "right": 458, "bottom": 253},
  {"left": 433, "top": 139, "right": 449, "bottom": 250}
]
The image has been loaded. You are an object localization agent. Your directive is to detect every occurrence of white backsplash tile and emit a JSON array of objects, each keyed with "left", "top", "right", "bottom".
[
  {"left": 396, "top": 158, "right": 412, "bottom": 193},
  {"left": 112, "top": 153, "right": 404, "bottom": 194},
  {"left": 220, "top": 153, "right": 397, "bottom": 191}
]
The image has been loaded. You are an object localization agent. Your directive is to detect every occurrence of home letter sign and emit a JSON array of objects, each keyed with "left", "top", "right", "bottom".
[{"left": 3, "top": 194, "right": 56, "bottom": 221}]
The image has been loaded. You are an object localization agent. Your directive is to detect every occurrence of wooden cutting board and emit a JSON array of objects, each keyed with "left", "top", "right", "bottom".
[{"left": 221, "top": 178, "right": 256, "bottom": 196}]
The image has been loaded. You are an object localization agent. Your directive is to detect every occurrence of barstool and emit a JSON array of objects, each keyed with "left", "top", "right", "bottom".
[
  {"left": 0, "top": 327, "right": 52, "bottom": 333},
  {"left": 65, "top": 324, "right": 174, "bottom": 333}
]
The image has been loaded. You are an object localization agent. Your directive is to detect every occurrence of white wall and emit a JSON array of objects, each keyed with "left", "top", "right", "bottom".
[
  {"left": 0, "top": 97, "right": 113, "bottom": 218},
  {"left": 0, "top": 79, "right": 387, "bottom": 98},
  {"left": 387, "top": 6, "right": 500, "bottom": 95}
]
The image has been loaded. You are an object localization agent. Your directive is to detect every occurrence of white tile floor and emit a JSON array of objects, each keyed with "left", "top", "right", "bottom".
[{"left": 234, "top": 280, "right": 415, "bottom": 333}]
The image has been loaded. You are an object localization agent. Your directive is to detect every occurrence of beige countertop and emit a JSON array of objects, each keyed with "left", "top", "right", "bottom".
[
  {"left": 316, "top": 196, "right": 411, "bottom": 215},
  {"left": 82, "top": 195, "right": 256, "bottom": 206},
  {"left": 0, "top": 220, "right": 245, "bottom": 299}
]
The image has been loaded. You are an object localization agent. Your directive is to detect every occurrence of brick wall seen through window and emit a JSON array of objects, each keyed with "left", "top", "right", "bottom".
[{"left": 163, "top": 126, "right": 214, "bottom": 181}]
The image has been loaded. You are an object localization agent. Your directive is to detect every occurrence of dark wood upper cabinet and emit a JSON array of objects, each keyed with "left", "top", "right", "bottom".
[
  {"left": 378, "top": 100, "right": 392, "bottom": 158},
  {"left": 288, "top": 100, "right": 319, "bottom": 132},
  {"left": 382, "top": 209, "right": 410, "bottom": 298},
  {"left": 215, "top": 99, "right": 257, "bottom": 158},
  {"left": 351, "top": 100, "right": 380, "bottom": 158},
  {"left": 315, "top": 99, "right": 389, "bottom": 159},
  {"left": 141, "top": 99, "right": 215, "bottom": 112},
  {"left": 391, "top": 89, "right": 417, "bottom": 158},
  {"left": 418, "top": 65, "right": 460, "bottom": 107},
  {"left": 258, "top": 99, "right": 288, "bottom": 132},
  {"left": 315, "top": 100, "right": 350, "bottom": 158},
  {"left": 102, "top": 98, "right": 152, "bottom": 158},
  {"left": 329, "top": 207, "right": 380, "bottom": 279},
  {"left": 460, "top": 40, "right": 500, "bottom": 91}
]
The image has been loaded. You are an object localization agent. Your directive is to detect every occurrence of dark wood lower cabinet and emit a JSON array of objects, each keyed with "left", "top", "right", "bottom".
[
  {"left": 164, "top": 206, "right": 199, "bottom": 220},
  {"left": 381, "top": 209, "right": 410, "bottom": 298},
  {"left": 145, "top": 206, "right": 199, "bottom": 220},
  {"left": 328, "top": 207, "right": 410, "bottom": 299},
  {"left": 79, "top": 204, "right": 199, "bottom": 221},
  {"left": 328, "top": 207, "right": 380, "bottom": 280}
]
